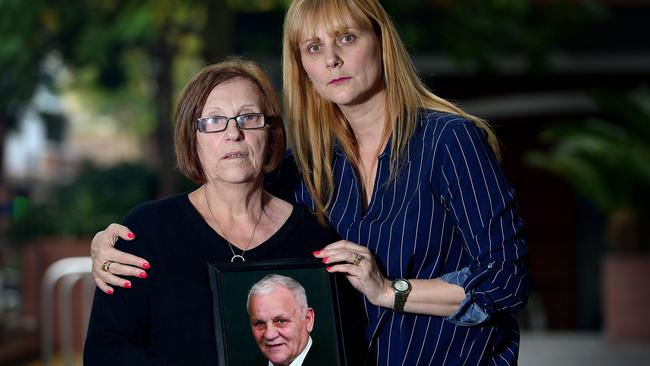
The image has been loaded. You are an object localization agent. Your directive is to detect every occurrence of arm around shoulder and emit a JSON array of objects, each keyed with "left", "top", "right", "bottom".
[{"left": 84, "top": 210, "right": 168, "bottom": 365}]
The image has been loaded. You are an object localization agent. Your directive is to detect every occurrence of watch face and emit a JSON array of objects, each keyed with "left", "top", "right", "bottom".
[{"left": 394, "top": 279, "right": 409, "bottom": 292}]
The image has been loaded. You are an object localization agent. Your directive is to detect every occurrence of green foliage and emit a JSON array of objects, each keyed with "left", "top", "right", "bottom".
[
  {"left": 0, "top": 0, "right": 50, "bottom": 126},
  {"left": 436, "top": 0, "right": 603, "bottom": 73},
  {"left": 525, "top": 89, "right": 650, "bottom": 216},
  {"left": 49, "top": 0, "right": 205, "bottom": 89},
  {"left": 0, "top": 0, "right": 206, "bottom": 117},
  {"left": 228, "top": 0, "right": 291, "bottom": 11},
  {"left": 7, "top": 162, "right": 158, "bottom": 244},
  {"left": 70, "top": 50, "right": 159, "bottom": 138}
]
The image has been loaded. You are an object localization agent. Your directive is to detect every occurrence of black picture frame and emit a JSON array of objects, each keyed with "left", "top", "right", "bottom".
[{"left": 208, "top": 258, "right": 347, "bottom": 366}]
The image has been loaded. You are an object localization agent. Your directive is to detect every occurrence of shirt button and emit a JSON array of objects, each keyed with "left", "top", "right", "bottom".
[{"left": 487, "top": 262, "right": 494, "bottom": 269}]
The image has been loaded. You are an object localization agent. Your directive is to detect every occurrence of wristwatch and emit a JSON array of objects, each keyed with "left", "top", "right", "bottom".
[{"left": 390, "top": 278, "right": 412, "bottom": 313}]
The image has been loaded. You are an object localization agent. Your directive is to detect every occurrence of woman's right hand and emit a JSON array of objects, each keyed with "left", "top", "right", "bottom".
[{"left": 91, "top": 223, "right": 150, "bottom": 295}]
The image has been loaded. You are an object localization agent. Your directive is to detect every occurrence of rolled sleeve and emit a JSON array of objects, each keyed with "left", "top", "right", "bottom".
[
  {"left": 436, "top": 120, "right": 529, "bottom": 325},
  {"left": 440, "top": 267, "right": 489, "bottom": 326}
]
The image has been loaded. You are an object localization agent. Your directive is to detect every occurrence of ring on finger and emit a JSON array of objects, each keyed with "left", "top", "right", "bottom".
[
  {"left": 351, "top": 252, "right": 365, "bottom": 266},
  {"left": 101, "top": 261, "right": 114, "bottom": 273}
]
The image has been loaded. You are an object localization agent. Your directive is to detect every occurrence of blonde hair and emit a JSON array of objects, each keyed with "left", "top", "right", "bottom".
[
  {"left": 282, "top": 0, "right": 499, "bottom": 224},
  {"left": 175, "top": 58, "right": 286, "bottom": 184}
]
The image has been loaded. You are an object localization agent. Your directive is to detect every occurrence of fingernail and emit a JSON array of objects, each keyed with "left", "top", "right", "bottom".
[
  {"left": 142, "top": 262, "right": 150, "bottom": 269},
  {"left": 138, "top": 272, "right": 148, "bottom": 279},
  {"left": 124, "top": 281, "right": 132, "bottom": 288},
  {"left": 326, "top": 266, "right": 333, "bottom": 271},
  {"left": 127, "top": 232, "right": 135, "bottom": 239},
  {"left": 107, "top": 289, "right": 114, "bottom": 295},
  {"left": 322, "top": 257, "right": 328, "bottom": 263},
  {"left": 313, "top": 251, "right": 321, "bottom": 256}
]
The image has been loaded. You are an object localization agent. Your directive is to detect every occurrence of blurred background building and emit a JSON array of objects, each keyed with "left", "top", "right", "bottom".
[{"left": 1, "top": 0, "right": 649, "bottom": 365}]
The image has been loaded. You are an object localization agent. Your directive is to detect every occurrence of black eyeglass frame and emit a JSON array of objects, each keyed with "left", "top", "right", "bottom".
[{"left": 196, "top": 113, "right": 267, "bottom": 133}]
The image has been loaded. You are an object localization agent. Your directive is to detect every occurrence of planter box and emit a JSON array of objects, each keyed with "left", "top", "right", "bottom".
[{"left": 602, "top": 254, "right": 650, "bottom": 341}]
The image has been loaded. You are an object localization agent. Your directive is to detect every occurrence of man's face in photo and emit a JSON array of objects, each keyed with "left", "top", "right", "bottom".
[{"left": 248, "top": 286, "right": 314, "bottom": 366}]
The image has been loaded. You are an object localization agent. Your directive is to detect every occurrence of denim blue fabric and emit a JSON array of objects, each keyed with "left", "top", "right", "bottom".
[{"left": 440, "top": 267, "right": 490, "bottom": 326}]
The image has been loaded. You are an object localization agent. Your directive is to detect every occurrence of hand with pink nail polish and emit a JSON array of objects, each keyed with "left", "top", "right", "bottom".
[{"left": 90, "top": 223, "right": 149, "bottom": 294}]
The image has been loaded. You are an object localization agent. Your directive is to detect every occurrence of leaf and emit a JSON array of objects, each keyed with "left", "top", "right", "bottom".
[{"left": 525, "top": 89, "right": 650, "bottom": 215}]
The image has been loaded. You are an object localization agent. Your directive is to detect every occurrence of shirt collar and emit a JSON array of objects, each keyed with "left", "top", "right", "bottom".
[{"left": 268, "top": 336, "right": 312, "bottom": 366}]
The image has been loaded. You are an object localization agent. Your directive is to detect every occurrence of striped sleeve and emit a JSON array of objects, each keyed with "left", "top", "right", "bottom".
[{"left": 434, "top": 119, "right": 529, "bottom": 323}]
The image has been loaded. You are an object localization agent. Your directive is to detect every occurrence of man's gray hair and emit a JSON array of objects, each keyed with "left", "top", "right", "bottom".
[{"left": 246, "top": 274, "right": 309, "bottom": 315}]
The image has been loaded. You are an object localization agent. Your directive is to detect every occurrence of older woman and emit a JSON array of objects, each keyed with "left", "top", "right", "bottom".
[{"left": 83, "top": 59, "right": 347, "bottom": 365}]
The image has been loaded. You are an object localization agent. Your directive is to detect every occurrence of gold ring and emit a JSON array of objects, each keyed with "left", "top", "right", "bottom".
[
  {"left": 352, "top": 252, "right": 364, "bottom": 266},
  {"left": 101, "top": 261, "right": 113, "bottom": 273}
]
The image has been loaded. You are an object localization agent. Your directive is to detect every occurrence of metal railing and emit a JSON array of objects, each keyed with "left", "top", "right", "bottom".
[{"left": 40, "top": 257, "right": 94, "bottom": 366}]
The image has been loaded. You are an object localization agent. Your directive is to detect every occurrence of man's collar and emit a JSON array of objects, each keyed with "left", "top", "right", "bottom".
[{"left": 269, "top": 336, "right": 313, "bottom": 366}]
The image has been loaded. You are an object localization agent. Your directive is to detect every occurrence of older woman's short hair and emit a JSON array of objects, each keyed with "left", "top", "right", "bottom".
[{"left": 174, "top": 58, "right": 286, "bottom": 183}]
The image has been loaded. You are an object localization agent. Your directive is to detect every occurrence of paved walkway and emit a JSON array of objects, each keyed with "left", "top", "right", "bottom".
[{"left": 519, "top": 332, "right": 650, "bottom": 366}]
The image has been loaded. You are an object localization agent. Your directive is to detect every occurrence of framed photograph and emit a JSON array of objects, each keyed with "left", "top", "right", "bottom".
[{"left": 208, "top": 259, "right": 347, "bottom": 366}]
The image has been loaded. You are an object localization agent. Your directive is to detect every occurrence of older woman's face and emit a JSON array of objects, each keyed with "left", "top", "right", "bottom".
[
  {"left": 299, "top": 23, "right": 383, "bottom": 108},
  {"left": 197, "top": 77, "right": 268, "bottom": 185}
]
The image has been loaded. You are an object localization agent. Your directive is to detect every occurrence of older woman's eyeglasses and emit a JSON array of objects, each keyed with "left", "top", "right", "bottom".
[{"left": 196, "top": 113, "right": 266, "bottom": 133}]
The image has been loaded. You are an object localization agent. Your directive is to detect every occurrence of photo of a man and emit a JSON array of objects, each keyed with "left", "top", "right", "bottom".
[{"left": 247, "top": 274, "right": 315, "bottom": 366}]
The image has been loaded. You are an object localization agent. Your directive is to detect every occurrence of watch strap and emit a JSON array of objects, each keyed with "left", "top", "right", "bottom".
[{"left": 391, "top": 279, "right": 411, "bottom": 313}]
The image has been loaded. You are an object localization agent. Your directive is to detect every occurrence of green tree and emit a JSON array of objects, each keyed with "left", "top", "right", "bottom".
[
  {"left": 0, "top": 0, "right": 234, "bottom": 195},
  {"left": 0, "top": 0, "right": 51, "bottom": 184},
  {"left": 51, "top": 0, "right": 216, "bottom": 196}
]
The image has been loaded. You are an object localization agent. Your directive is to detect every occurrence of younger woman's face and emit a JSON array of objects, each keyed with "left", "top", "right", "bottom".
[{"left": 299, "top": 23, "right": 383, "bottom": 108}]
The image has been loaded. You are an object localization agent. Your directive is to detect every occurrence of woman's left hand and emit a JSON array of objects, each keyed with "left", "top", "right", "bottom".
[{"left": 314, "top": 240, "right": 391, "bottom": 308}]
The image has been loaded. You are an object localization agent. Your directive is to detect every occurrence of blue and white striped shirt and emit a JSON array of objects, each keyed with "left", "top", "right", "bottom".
[{"left": 283, "top": 111, "right": 528, "bottom": 365}]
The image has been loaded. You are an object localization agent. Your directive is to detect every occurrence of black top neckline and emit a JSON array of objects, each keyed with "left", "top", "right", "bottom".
[{"left": 179, "top": 192, "right": 301, "bottom": 258}]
